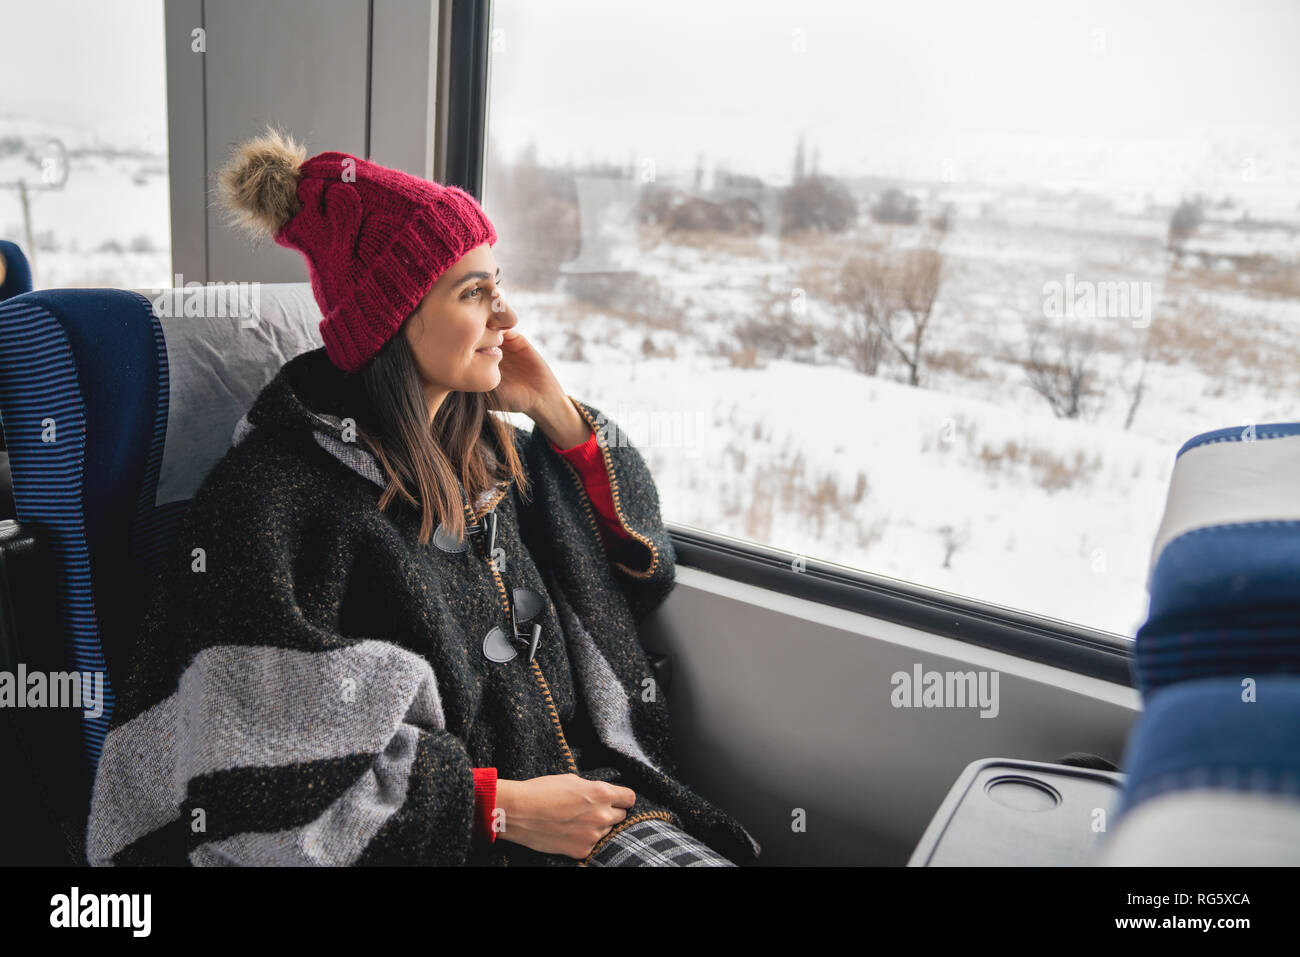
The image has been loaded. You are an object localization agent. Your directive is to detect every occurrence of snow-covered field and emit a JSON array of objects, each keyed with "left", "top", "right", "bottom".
[
  {"left": 3, "top": 118, "right": 1297, "bottom": 638},
  {"left": 503, "top": 189, "right": 1300, "bottom": 638},
  {"left": 0, "top": 118, "right": 171, "bottom": 290}
]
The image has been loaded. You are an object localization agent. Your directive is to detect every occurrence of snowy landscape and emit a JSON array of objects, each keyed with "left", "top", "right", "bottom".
[
  {"left": 2, "top": 61, "right": 1300, "bottom": 634},
  {"left": 482, "top": 138, "right": 1300, "bottom": 638}
]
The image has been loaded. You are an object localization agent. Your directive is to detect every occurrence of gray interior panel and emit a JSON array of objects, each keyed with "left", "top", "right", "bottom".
[{"left": 642, "top": 565, "right": 1141, "bottom": 866}]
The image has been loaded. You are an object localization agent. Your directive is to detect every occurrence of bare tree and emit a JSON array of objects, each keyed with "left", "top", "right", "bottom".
[
  {"left": 837, "top": 246, "right": 944, "bottom": 384},
  {"left": 1167, "top": 196, "right": 1205, "bottom": 255},
  {"left": 885, "top": 246, "right": 943, "bottom": 386},
  {"left": 870, "top": 188, "right": 919, "bottom": 225},
  {"left": 1022, "top": 318, "right": 1104, "bottom": 419},
  {"left": 781, "top": 173, "right": 858, "bottom": 234},
  {"left": 929, "top": 203, "right": 955, "bottom": 237},
  {"left": 837, "top": 254, "right": 899, "bottom": 375},
  {"left": 792, "top": 132, "right": 807, "bottom": 183},
  {"left": 1118, "top": 327, "right": 1154, "bottom": 431},
  {"left": 486, "top": 140, "right": 579, "bottom": 288},
  {"left": 938, "top": 524, "right": 970, "bottom": 569}
]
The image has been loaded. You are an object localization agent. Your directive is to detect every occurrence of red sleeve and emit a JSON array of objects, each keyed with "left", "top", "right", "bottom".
[
  {"left": 551, "top": 431, "right": 635, "bottom": 549},
  {"left": 472, "top": 767, "right": 498, "bottom": 843}
]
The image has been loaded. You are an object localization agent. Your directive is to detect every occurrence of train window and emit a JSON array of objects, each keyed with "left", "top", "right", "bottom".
[
  {"left": 481, "top": 0, "right": 1300, "bottom": 637},
  {"left": 0, "top": 0, "right": 170, "bottom": 290}
]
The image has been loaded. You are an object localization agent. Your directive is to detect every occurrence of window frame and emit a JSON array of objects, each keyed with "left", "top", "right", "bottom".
[
  {"left": 440, "top": 0, "right": 491, "bottom": 196},
  {"left": 448, "top": 0, "right": 1138, "bottom": 688}
]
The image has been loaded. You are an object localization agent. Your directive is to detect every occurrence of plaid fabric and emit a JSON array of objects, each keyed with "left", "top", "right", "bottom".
[{"left": 587, "top": 818, "right": 737, "bottom": 867}]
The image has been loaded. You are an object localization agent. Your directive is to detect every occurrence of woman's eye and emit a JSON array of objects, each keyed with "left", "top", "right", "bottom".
[{"left": 464, "top": 279, "right": 500, "bottom": 300}]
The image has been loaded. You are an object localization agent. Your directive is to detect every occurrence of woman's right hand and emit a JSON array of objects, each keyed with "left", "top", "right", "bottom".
[{"left": 494, "top": 773, "right": 637, "bottom": 859}]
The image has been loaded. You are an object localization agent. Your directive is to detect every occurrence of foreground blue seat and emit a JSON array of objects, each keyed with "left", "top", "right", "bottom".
[
  {"left": 0, "top": 282, "right": 322, "bottom": 863},
  {"left": 1099, "top": 423, "right": 1300, "bottom": 864}
]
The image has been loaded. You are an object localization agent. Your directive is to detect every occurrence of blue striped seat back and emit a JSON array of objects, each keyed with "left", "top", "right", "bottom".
[
  {"left": 1137, "top": 422, "right": 1300, "bottom": 696},
  {"left": 1114, "top": 422, "right": 1300, "bottom": 821},
  {"left": 0, "top": 283, "right": 322, "bottom": 769}
]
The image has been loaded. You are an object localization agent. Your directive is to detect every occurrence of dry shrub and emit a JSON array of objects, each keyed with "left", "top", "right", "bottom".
[
  {"left": 924, "top": 347, "right": 990, "bottom": 382},
  {"left": 557, "top": 330, "right": 585, "bottom": 362},
  {"left": 726, "top": 346, "right": 760, "bottom": 368},
  {"left": 977, "top": 439, "right": 1101, "bottom": 492},
  {"left": 641, "top": 335, "right": 677, "bottom": 359},
  {"left": 721, "top": 438, "right": 877, "bottom": 544},
  {"left": 1148, "top": 296, "right": 1300, "bottom": 391},
  {"left": 647, "top": 222, "right": 763, "bottom": 257},
  {"left": 851, "top": 471, "right": 868, "bottom": 503},
  {"left": 780, "top": 229, "right": 870, "bottom": 262},
  {"left": 978, "top": 438, "right": 1023, "bottom": 470},
  {"left": 733, "top": 309, "right": 818, "bottom": 362},
  {"left": 561, "top": 272, "right": 688, "bottom": 332},
  {"left": 856, "top": 516, "right": 888, "bottom": 551},
  {"left": 1030, "top": 448, "right": 1101, "bottom": 492},
  {"left": 1169, "top": 256, "right": 1300, "bottom": 300},
  {"left": 744, "top": 482, "right": 774, "bottom": 543},
  {"left": 1018, "top": 318, "right": 1106, "bottom": 420}
]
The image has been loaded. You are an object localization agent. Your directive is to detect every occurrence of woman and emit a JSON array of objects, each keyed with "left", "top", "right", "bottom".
[{"left": 84, "top": 127, "right": 761, "bottom": 867}]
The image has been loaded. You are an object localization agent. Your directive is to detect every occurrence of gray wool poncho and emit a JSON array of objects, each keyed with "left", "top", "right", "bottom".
[{"left": 85, "top": 345, "right": 762, "bottom": 866}]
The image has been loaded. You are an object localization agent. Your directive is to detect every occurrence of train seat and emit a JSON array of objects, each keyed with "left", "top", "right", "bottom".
[
  {"left": 0, "top": 281, "right": 322, "bottom": 863},
  {"left": 1099, "top": 423, "right": 1300, "bottom": 864}
]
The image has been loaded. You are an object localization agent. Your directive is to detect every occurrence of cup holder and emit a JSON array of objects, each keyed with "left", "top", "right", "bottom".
[{"left": 984, "top": 775, "right": 1062, "bottom": 811}]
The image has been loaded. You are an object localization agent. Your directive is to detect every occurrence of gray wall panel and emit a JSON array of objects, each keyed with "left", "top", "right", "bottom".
[
  {"left": 369, "top": 0, "right": 439, "bottom": 178},
  {"left": 164, "top": 0, "right": 208, "bottom": 284},
  {"left": 204, "top": 0, "right": 370, "bottom": 283},
  {"left": 166, "top": 0, "right": 443, "bottom": 284}
]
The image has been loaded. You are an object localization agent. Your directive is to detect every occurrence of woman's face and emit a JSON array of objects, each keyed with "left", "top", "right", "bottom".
[{"left": 402, "top": 243, "right": 515, "bottom": 416}]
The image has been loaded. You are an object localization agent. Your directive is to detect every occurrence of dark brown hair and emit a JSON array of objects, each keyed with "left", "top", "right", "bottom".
[{"left": 354, "top": 320, "right": 530, "bottom": 545}]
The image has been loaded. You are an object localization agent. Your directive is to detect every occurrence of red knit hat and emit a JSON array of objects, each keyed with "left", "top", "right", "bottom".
[{"left": 215, "top": 127, "right": 497, "bottom": 373}]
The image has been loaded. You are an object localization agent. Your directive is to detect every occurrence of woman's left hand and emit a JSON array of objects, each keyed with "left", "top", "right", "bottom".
[
  {"left": 488, "top": 326, "right": 561, "bottom": 417},
  {"left": 488, "top": 323, "right": 592, "bottom": 449}
]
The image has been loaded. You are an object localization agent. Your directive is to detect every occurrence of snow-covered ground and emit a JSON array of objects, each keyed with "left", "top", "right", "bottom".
[
  {"left": 505, "top": 189, "right": 1300, "bottom": 638},
  {"left": 0, "top": 119, "right": 171, "bottom": 290}
]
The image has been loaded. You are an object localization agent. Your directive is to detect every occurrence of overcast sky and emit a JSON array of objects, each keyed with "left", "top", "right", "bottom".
[
  {"left": 0, "top": 0, "right": 1296, "bottom": 186},
  {"left": 0, "top": 0, "right": 167, "bottom": 144},
  {"left": 487, "top": 0, "right": 1300, "bottom": 182}
]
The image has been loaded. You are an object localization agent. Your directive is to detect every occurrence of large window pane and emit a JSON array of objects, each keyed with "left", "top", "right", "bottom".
[
  {"left": 483, "top": 0, "right": 1300, "bottom": 637},
  {"left": 0, "top": 0, "right": 171, "bottom": 290}
]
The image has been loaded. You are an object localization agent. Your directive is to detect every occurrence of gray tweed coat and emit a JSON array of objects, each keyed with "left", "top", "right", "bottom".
[{"left": 85, "top": 345, "right": 761, "bottom": 866}]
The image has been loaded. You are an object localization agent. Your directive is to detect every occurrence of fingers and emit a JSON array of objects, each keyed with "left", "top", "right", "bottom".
[
  {"left": 499, "top": 327, "right": 528, "bottom": 351},
  {"left": 577, "top": 806, "right": 629, "bottom": 860},
  {"left": 605, "top": 784, "right": 637, "bottom": 808}
]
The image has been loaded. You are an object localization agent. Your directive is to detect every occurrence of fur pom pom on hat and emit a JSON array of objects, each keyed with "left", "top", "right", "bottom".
[{"left": 216, "top": 125, "right": 497, "bottom": 373}]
